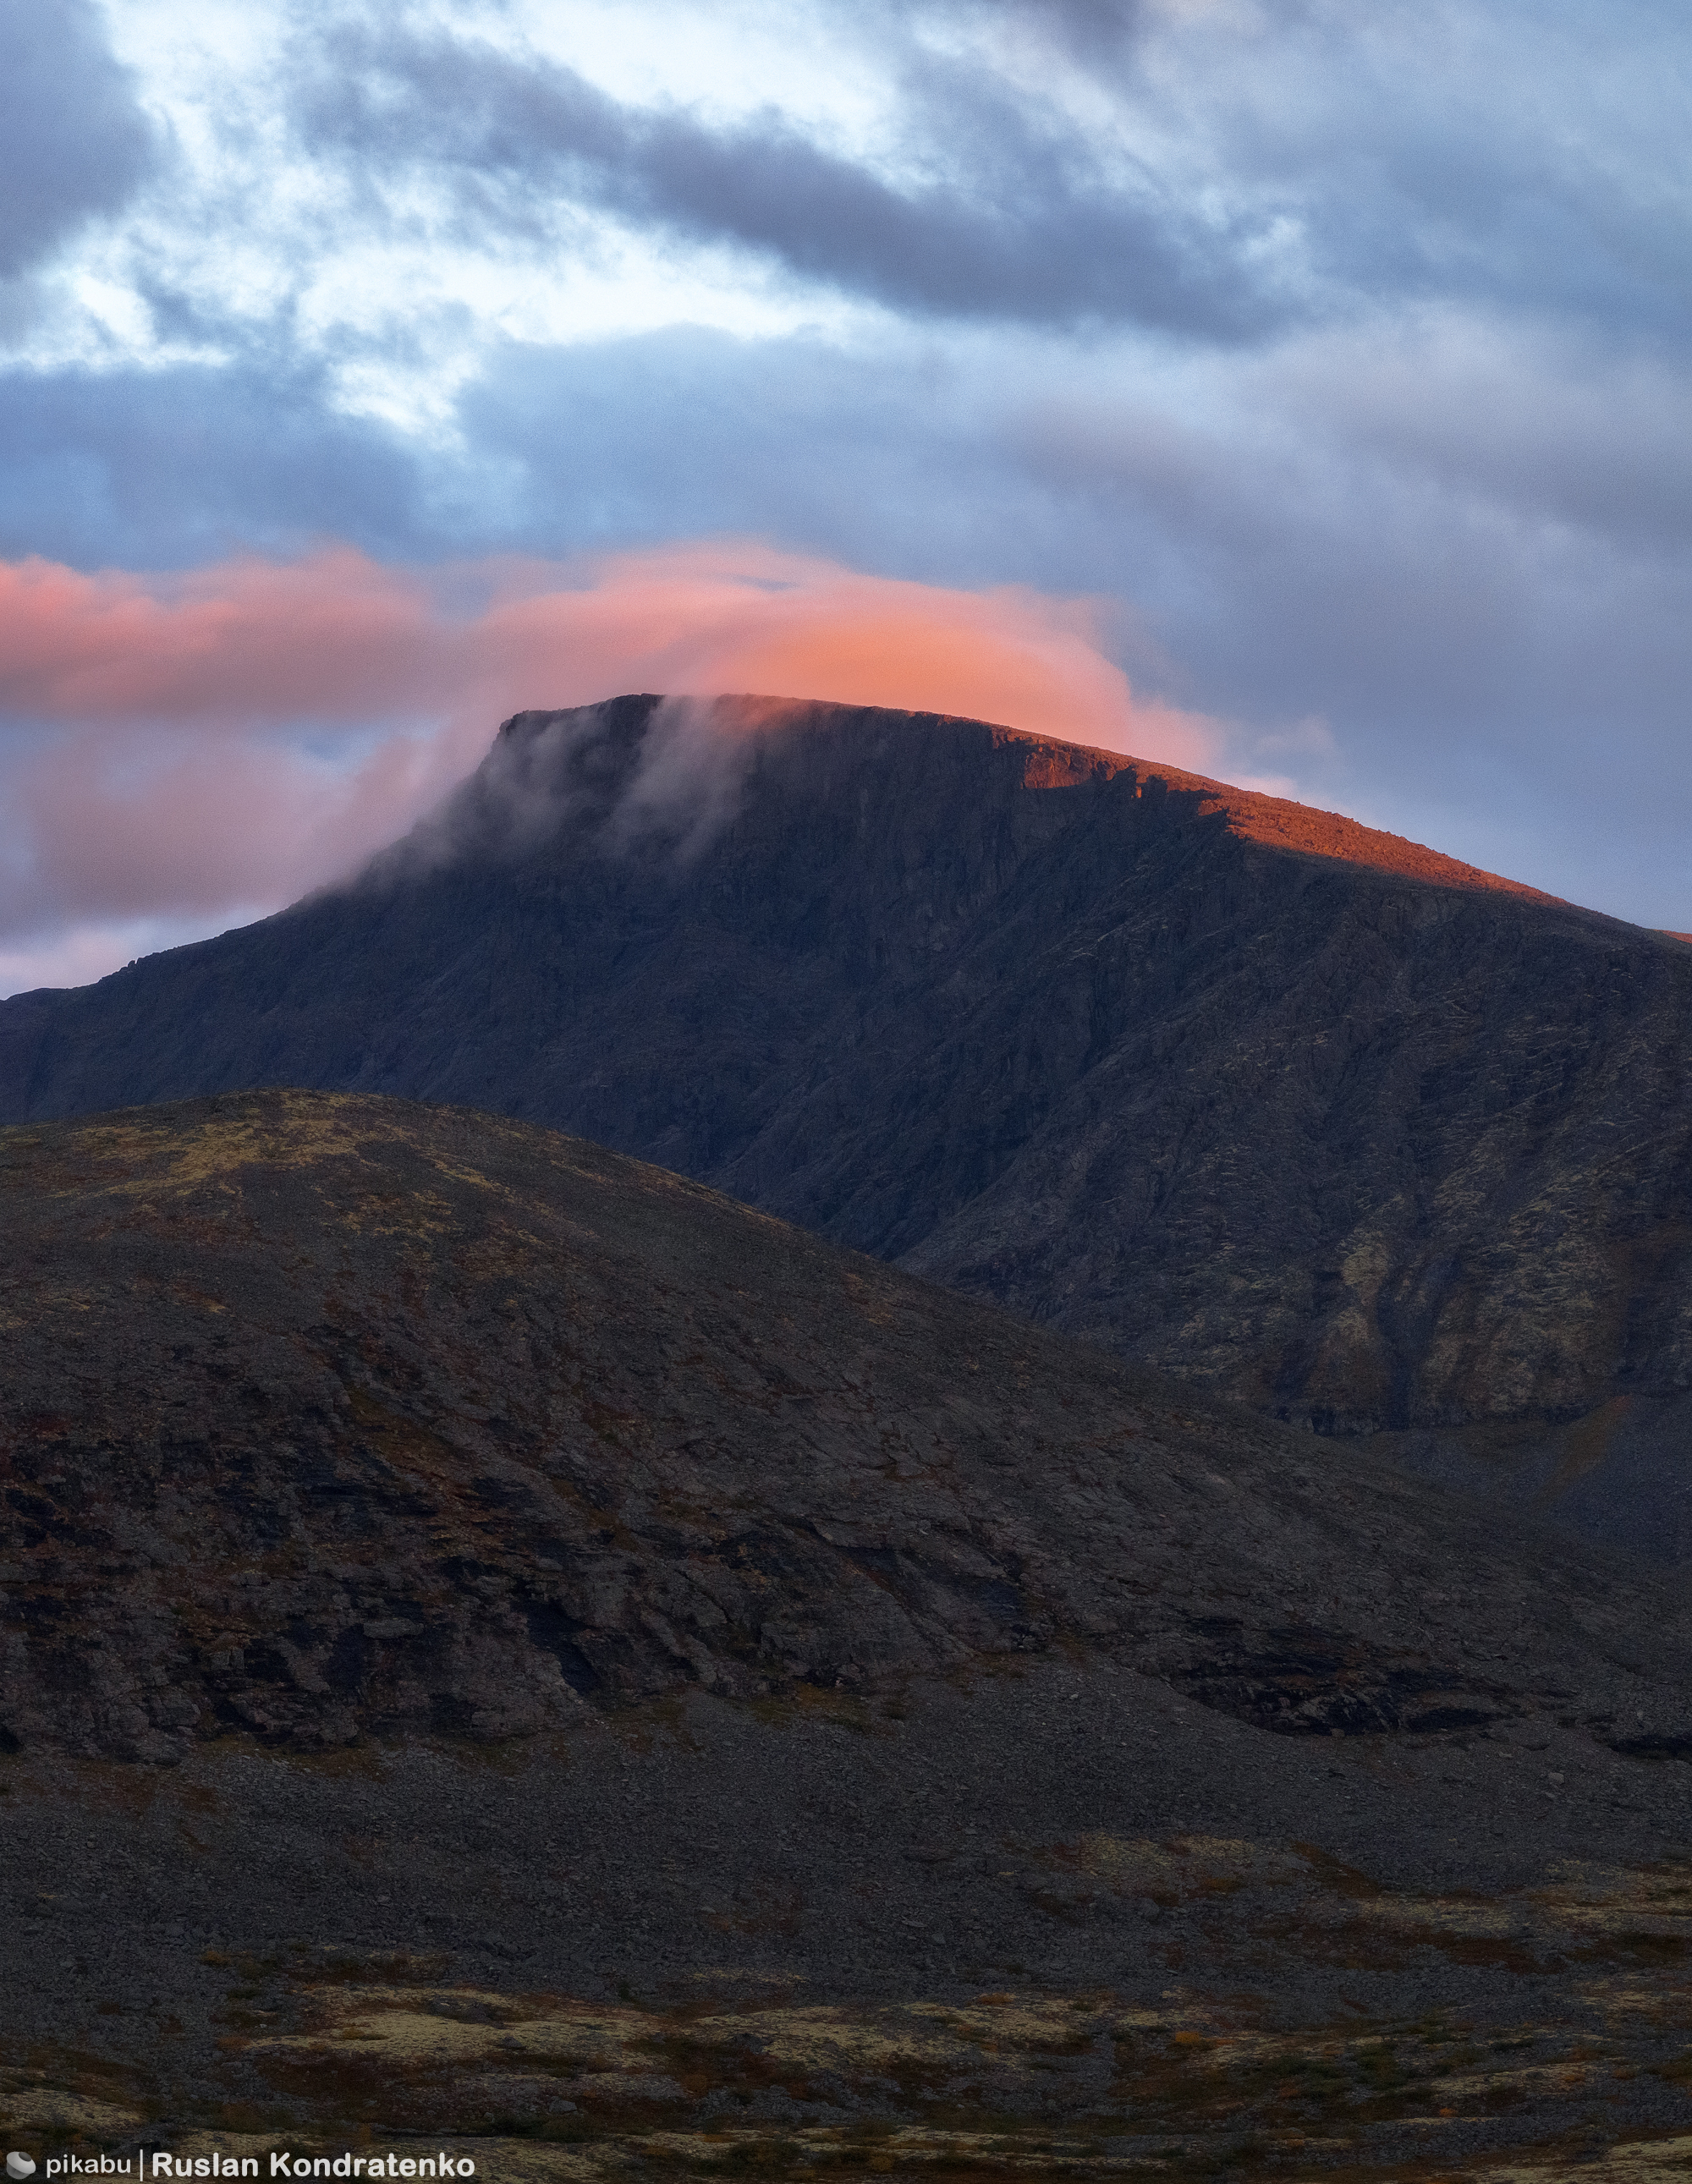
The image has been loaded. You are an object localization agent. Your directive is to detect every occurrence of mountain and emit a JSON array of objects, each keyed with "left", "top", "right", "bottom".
[
  {"left": 5, "top": 693, "right": 1692, "bottom": 1551},
  {"left": 6, "top": 1089, "right": 1692, "bottom": 2170}
]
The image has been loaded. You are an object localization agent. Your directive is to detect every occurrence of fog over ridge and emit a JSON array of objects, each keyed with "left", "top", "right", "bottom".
[{"left": 364, "top": 691, "right": 797, "bottom": 885}]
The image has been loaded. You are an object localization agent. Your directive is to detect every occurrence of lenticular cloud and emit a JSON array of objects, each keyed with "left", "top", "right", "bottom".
[{"left": 0, "top": 540, "right": 1215, "bottom": 990}]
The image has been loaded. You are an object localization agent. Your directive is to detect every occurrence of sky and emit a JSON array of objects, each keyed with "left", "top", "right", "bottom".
[{"left": 3, "top": 0, "right": 1690, "bottom": 994}]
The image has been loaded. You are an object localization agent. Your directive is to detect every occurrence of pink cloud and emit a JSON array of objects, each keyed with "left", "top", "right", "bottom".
[{"left": 0, "top": 538, "right": 1216, "bottom": 988}]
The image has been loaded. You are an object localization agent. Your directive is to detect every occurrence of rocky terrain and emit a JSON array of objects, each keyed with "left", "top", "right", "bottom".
[
  {"left": 3, "top": 696, "right": 1691, "bottom": 1556},
  {"left": 6, "top": 1090, "right": 1692, "bottom": 2174},
  {"left": 4, "top": 1088, "right": 1689, "bottom": 1764}
]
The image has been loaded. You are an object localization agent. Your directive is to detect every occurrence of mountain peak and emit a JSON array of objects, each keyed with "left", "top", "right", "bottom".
[
  {"left": 481, "top": 692, "right": 1558, "bottom": 906},
  {"left": 4, "top": 690, "right": 1689, "bottom": 1558}
]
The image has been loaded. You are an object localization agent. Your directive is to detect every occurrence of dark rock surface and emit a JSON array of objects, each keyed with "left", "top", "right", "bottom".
[
  {"left": 5, "top": 1090, "right": 1692, "bottom": 2171},
  {"left": 3, "top": 1088, "right": 1688, "bottom": 1766},
  {"left": 5, "top": 696, "right": 1692, "bottom": 1550}
]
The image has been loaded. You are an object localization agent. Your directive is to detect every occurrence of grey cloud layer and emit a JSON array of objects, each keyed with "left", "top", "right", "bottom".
[
  {"left": 288, "top": 0, "right": 1692, "bottom": 348},
  {"left": 0, "top": 358, "right": 426, "bottom": 570},
  {"left": 468, "top": 327, "right": 1692, "bottom": 755},
  {"left": 289, "top": 20, "right": 1289, "bottom": 338},
  {"left": 0, "top": 0, "right": 158, "bottom": 279}
]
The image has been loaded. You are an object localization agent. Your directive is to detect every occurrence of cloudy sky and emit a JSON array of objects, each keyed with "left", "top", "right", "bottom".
[{"left": 3, "top": 0, "right": 1689, "bottom": 992}]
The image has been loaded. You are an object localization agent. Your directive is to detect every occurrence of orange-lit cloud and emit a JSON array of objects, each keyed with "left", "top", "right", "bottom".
[{"left": 0, "top": 538, "right": 1216, "bottom": 986}]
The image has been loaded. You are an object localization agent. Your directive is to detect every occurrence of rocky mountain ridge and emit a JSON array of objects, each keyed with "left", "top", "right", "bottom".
[{"left": 5, "top": 695, "right": 1692, "bottom": 1550}]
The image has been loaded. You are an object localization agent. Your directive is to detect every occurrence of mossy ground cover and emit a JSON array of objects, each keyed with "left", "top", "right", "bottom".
[
  {"left": 12, "top": 1848, "right": 1692, "bottom": 2176},
  {"left": 10, "top": 1905, "right": 1692, "bottom": 2182}
]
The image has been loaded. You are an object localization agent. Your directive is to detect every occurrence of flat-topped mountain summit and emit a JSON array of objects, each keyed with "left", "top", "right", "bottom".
[{"left": 5, "top": 693, "right": 1692, "bottom": 1549}]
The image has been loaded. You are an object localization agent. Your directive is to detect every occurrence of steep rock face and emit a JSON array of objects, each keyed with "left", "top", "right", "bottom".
[
  {"left": 4, "top": 696, "right": 1692, "bottom": 1542},
  {"left": 3, "top": 1090, "right": 1682, "bottom": 1764}
]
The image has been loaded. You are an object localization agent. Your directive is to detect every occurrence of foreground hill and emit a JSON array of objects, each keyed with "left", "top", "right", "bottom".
[
  {"left": 5, "top": 694, "right": 1692, "bottom": 1549},
  {"left": 5, "top": 1090, "right": 1692, "bottom": 2170},
  {"left": 9, "top": 1087, "right": 1681, "bottom": 1761}
]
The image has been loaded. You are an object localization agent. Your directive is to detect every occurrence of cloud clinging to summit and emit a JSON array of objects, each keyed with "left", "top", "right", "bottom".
[
  {"left": 2, "top": 0, "right": 1692, "bottom": 988},
  {"left": 0, "top": 539, "right": 1204, "bottom": 993}
]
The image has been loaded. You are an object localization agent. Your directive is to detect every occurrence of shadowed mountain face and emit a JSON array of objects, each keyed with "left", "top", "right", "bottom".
[{"left": 5, "top": 694, "right": 1692, "bottom": 1549}]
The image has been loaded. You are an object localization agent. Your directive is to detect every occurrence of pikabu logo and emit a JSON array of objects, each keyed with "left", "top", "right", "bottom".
[{"left": 8, "top": 2157, "right": 37, "bottom": 2180}]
